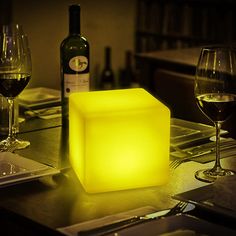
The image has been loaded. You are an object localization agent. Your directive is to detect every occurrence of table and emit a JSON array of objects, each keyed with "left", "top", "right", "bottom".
[{"left": 0, "top": 117, "right": 236, "bottom": 235}]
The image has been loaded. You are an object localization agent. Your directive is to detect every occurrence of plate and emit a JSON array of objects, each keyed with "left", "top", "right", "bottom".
[
  {"left": 170, "top": 118, "right": 227, "bottom": 148},
  {"left": 19, "top": 87, "right": 61, "bottom": 109},
  {"left": 173, "top": 184, "right": 236, "bottom": 220},
  {"left": 106, "top": 214, "right": 235, "bottom": 235},
  {"left": 0, "top": 152, "right": 60, "bottom": 187}
]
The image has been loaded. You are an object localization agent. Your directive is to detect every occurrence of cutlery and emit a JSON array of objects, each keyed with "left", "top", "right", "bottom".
[
  {"left": 172, "top": 143, "right": 214, "bottom": 158},
  {"left": 161, "top": 201, "right": 188, "bottom": 217},
  {"left": 77, "top": 202, "right": 190, "bottom": 236},
  {"left": 170, "top": 140, "right": 236, "bottom": 169},
  {"left": 170, "top": 151, "right": 235, "bottom": 170},
  {"left": 171, "top": 139, "right": 236, "bottom": 158}
]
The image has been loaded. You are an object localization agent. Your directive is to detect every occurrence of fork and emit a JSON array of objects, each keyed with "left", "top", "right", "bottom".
[
  {"left": 170, "top": 148, "right": 214, "bottom": 169},
  {"left": 162, "top": 201, "right": 188, "bottom": 217},
  {"left": 170, "top": 156, "right": 196, "bottom": 169}
]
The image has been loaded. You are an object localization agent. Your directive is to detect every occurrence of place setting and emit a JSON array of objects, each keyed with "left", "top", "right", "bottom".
[
  {"left": 57, "top": 200, "right": 236, "bottom": 236},
  {"left": 0, "top": 151, "right": 60, "bottom": 188},
  {"left": 18, "top": 87, "right": 61, "bottom": 110},
  {"left": 0, "top": 24, "right": 60, "bottom": 188},
  {"left": 169, "top": 46, "right": 236, "bottom": 172},
  {"left": 174, "top": 175, "right": 236, "bottom": 221},
  {"left": 57, "top": 202, "right": 195, "bottom": 236},
  {"left": 57, "top": 45, "right": 236, "bottom": 236},
  {"left": 169, "top": 45, "right": 236, "bottom": 232},
  {"left": 169, "top": 117, "right": 236, "bottom": 170},
  {"left": 18, "top": 87, "right": 61, "bottom": 120},
  {"left": 170, "top": 137, "right": 236, "bottom": 169}
]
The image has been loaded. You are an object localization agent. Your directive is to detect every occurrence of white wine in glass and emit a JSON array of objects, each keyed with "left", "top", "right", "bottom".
[
  {"left": 0, "top": 24, "right": 31, "bottom": 150},
  {"left": 195, "top": 46, "right": 236, "bottom": 183}
]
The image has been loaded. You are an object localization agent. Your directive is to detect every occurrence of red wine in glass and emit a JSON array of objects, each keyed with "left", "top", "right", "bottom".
[
  {"left": 0, "top": 24, "right": 32, "bottom": 151},
  {"left": 0, "top": 73, "right": 30, "bottom": 98}
]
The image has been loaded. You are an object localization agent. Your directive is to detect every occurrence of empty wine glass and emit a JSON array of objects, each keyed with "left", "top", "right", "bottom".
[
  {"left": 194, "top": 45, "right": 236, "bottom": 183},
  {"left": 0, "top": 24, "right": 32, "bottom": 150}
]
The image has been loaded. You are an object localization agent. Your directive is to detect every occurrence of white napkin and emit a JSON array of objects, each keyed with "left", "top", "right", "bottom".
[{"left": 57, "top": 206, "right": 157, "bottom": 236}]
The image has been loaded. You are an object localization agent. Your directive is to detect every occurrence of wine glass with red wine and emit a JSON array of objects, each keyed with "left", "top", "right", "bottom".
[
  {"left": 195, "top": 45, "right": 236, "bottom": 183},
  {"left": 0, "top": 24, "right": 31, "bottom": 150}
]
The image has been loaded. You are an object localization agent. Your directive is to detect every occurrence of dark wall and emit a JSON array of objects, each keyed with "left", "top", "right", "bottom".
[{"left": 0, "top": 0, "right": 12, "bottom": 25}]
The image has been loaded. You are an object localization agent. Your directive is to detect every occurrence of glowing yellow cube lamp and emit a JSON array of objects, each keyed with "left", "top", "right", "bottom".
[{"left": 69, "top": 88, "right": 170, "bottom": 193}]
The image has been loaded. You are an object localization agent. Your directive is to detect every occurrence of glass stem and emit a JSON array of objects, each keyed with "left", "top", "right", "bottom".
[
  {"left": 7, "top": 98, "right": 14, "bottom": 141},
  {"left": 213, "top": 121, "right": 222, "bottom": 172}
]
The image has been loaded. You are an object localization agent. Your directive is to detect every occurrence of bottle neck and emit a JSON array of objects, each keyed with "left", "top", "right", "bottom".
[
  {"left": 125, "top": 51, "right": 132, "bottom": 69},
  {"left": 69, "top": 5, "right": 81, "bottom": 35},
  {"left": 104, "top": 47, "right": 112, "bottom": 69}
]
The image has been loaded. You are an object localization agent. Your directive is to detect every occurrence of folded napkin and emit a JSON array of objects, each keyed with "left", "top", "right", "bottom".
[
  {"left": 211, "top": 175, "right": 236, "bottom": 211},
  {"left": 57, "top": 206, "right": 157, "bottom": 236},
  {"left": 24, "top": 106, "right": 61, "bottom": 120}
]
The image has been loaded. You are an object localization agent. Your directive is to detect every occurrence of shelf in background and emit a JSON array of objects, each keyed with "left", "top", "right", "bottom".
[{"left": 135, "top": 0, "right": 236, "bottom": 52}]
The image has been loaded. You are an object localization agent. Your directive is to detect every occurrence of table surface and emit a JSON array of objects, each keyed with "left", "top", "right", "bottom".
[
  {"left": 136, "top": 47, "right": 201, "bottom": 68},
  {"left": 0, "top": 117, "right": 236, "bottom": 235}
]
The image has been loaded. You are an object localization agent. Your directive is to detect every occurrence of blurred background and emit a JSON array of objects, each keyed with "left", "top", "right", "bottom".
[
  {"left": 1, "top": 0, "right": 236, "bottom": 135},
  {"left": 1, "top": 0, "right": 235, "bottom": 90},
  {"left": 0, "top": 0, "right": 136, "bottom": 89}
]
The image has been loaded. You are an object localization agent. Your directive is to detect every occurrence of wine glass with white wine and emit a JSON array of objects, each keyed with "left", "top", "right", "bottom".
[
  {"left": 0, "top": 24, "right": 32, "bottom": 150},
  {"left": 194, "top": 45, "right": 236, "bottom": 183}
]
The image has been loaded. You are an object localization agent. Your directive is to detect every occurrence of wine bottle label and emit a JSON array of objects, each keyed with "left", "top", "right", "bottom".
[
  {"left": 64, "top": 73, "right": 89, "bottom": 97},
  {"left": 69, "top": 56, "right": 88, "bottom": 72}
]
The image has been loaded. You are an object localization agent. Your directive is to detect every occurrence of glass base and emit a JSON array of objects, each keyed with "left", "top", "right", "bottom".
[
  {"left": 0, "top": 138, "right": 30, "bottom": 151},
  {"left": 195, "top": 168, "right": 235, "bottom": 183}
]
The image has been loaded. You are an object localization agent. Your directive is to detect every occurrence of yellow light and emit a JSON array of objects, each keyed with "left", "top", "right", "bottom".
[{"left": 69, "top": 88, "right": 170, "bottom": 193}]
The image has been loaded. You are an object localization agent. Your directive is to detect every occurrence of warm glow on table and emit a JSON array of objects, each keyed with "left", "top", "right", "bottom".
[{"left": 69, "top": 88, "right": 170, "bottom": 193}]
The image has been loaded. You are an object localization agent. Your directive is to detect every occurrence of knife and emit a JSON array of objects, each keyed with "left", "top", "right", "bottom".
[
  {"left": 77, "top": 203, "right": 195, "bottom": 236},
  {"left": 77, "top": 210, "right": 169, "bottom": 236}
]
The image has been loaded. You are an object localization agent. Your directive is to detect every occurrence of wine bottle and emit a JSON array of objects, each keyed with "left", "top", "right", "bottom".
[
  {"left": 100, "top": 46, "right": 115, "bottom": 90},
  {"left": 119, "top": 50, "right": 138, "bottom": 88},
  {"left": 60, "top": 4, "right": 90, "bottom": 128}
]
